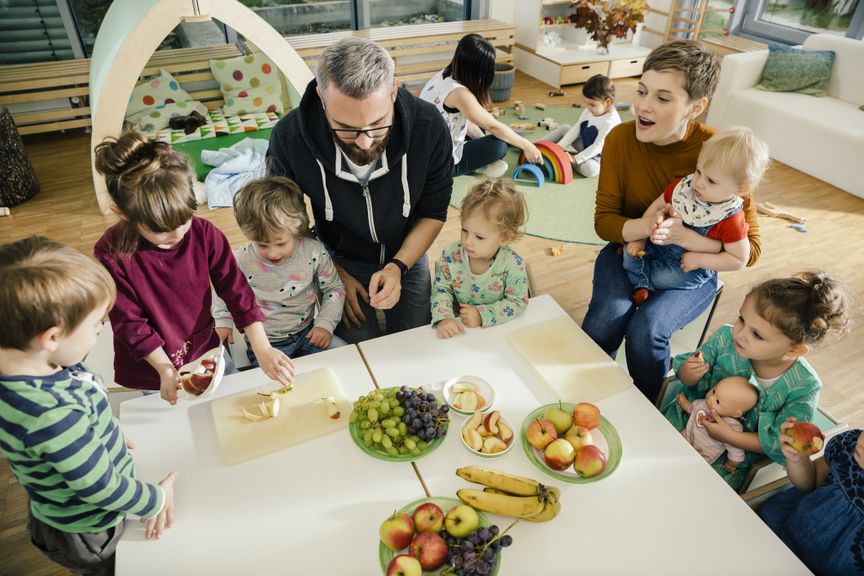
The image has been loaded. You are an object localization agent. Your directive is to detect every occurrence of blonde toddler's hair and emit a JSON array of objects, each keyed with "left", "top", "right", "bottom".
[
  {"left": 460, "top": 178, "right": 527, "bottom": 242},
  {"left": 699, "top": 126, "right": 770, "bottom": 193},
  {"left": 233, "top": 177, "right": 310, "bottom": 243}
]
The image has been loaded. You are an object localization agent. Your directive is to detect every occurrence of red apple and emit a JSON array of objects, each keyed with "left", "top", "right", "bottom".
[
  {"left": 181, "top": 373, "right": 212, "bottom": 395},
  {"left": 483, "top": 411, "right": 501, "bottom": 435},
  {"left": 386, "top": 554, "right": 422, "bottom": 576},
  {"left": 564, "top": 425, "right": 594, "bottom": 452},
  {"left": 573, "top": 402, "right": 601, "bottom": 430},
  {"left": 544, "top": 438, "right": 576, "bottom": 470},
  {"left": 498, "top": 421, "right": 514, "bottom": 445},
  {"left": 201, "top": 358, "right": 217, "bottom": 372},
  {"left": 412, "top": 502, "right": 445, "bottom": 534},
  {"left": 787, "top": 422, "right": 825, "bottom": 456},
  {"left": 379, "top": 511, "right": 414, "bottom": 552},
  {"left": 409, "top": 531, "right": 448, "bottom": 571},
  {"left": 573, "top": 444, "right": 607, "bottom": 477},
  {"left": 526, "top": 418, "right": 558, "bottom": 450}
]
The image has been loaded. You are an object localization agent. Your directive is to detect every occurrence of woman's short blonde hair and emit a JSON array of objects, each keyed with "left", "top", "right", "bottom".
[
  {"left": 699, "top": 126, "right": 770, "bottom": 192},
  {"left": 460, "top": 178, "right": 528, "bottom": 242},
  {"left": 0, "top": 236, "right": 116, "bottom": 350},
  {"left": 233, "top": 177, "right": 310, "bottom": 243}
]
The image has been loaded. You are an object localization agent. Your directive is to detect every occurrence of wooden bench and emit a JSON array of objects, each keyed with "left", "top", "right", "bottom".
[
  {"left": 277, "top": 19, "right": 515, "bottom": 85},
  {"left": 0, "top": 44, "right": 242, "bottom": 136},
  {"left": 702, "top": 35, "right": 768, "bottom": 58}
]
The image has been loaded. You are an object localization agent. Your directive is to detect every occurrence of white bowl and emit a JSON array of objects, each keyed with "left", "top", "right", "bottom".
[
  {"left": 178, "top": 345, "right": 225, "bottom": 400},
  {"left": 460, "top": 411, "right": 515, "bottom": 458},
  {"left": 442, "top": 375, "right": 495, "bottom": 416}
]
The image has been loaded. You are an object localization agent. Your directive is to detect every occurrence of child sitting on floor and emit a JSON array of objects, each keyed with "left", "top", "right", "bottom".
[
  {"left": 213, "top": 176, "right": 347, "bottom": 362},
  {"left": 432, "top": 178, "right": 530, "bottom": 338},
  {"left": 623, "top": 126, "right": 769, "bottom": 305},
  {"left": 663, "top": 271, "right": 850, "bottom": 490},
  {"left": 677, "top": 375, "right": 759, "bottom": 472},
  {"left": 544, "top": 74, "right": 621, "bottom": 178},
  {"left": 0, "top": 236, "right": 176, "bottom": 575}
]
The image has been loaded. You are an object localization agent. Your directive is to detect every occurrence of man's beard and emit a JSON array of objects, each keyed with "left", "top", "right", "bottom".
[{"left": 334, "top": 130, "right": 391, "bottom": 166}]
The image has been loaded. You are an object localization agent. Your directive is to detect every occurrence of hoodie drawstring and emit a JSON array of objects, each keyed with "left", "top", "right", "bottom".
[
  {"left": 400, "top": 157, "right": 410, "bottom": 218},
  {"left": 317, "top": 159, "right": 334, "bottom": 221}
]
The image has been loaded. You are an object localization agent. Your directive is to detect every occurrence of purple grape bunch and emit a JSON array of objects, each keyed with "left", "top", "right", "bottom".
[
  {"left": 395, "top": 386, "right": 449, "bottom": 443},
  {"left": 439, "top": 524, "right": 513, "bottom": 576}
]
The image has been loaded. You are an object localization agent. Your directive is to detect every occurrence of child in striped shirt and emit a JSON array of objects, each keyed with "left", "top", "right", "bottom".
[{"left": 0, "top": 237, "right": 176, "bottom": 575}]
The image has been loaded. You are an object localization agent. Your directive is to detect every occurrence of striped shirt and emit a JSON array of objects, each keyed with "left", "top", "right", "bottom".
[{"left": 0, "top": 365, "right": 164, "bottom": 533}]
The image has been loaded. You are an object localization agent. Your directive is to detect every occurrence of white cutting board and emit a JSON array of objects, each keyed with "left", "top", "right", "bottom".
[
  {"left": 507, "top": 316, "right": 632, "bottom": 402},
  {"left": 211, "top": 367, "right": 351, "bottom": 465}
]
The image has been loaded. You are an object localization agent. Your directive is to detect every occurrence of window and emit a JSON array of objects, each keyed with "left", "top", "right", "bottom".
[
  {"left": 240, "top": 1, "right": 351, "bottom": 36},
  {"left": 69, "top": 0, "right": 184, "bottom": 57},
  {"left": 699, "top": 0, "right": 736, "bottom": 39},
  {"left": 739, "top": 0, "right": 864, "bottom": 43},
  {"left": 368, "top": 0, "right": 466, "bottom": 28}
]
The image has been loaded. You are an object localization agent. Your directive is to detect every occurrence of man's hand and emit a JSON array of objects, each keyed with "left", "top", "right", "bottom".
[
  {"left": 215, "top": 327, "right": 234, "bottom": 344},
  {"left": 337, "top": 266, "right": 369, "bottom": 329},
  {"left": 306, "top": 327, "right": 332, "bottom": 349},
  {"left": 436, "top": 319, "right": 464, "bottom": 339},
  {"left": 144, "top": 471, "right": 177, "bottom": 540},
  {"left": 369, "top": 263, "right": 402, "bottom": 310},
  {"left": 459, "top": 304, "right": 482, "bottom": 328}
]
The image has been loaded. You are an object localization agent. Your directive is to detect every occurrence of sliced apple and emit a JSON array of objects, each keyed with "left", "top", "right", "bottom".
[
  {"left": 467, "top": 428, "right": 483, "bottom": 451},
  {"left": 452, "top": 382, "right": 477, "bottom": 393},
  {"left": 475, "top": 393, "right": 487, "bottom": 411},
  {"left": 461, "top": 391, "right": 478, "bottom": 412},
  {"left": 482, "top": 436, "right": 507, "bottom": 454},
  {"left": 270, "top": 397, "right": 281, "bottom": 418},
  {"left": 483, "top": 411, "right": 500, "bottom": 435},
  {"left": 242, "top": 408, "right": 264, "bottom": 422},
  {"left": 498, "top": 421, "right": 514, "bottom": 445},
  {"left": 324, "top": 396, "right": 340, "bottom": 419},
  {"left": 466, "top": 410, "right": 483, "bottom": 431}
]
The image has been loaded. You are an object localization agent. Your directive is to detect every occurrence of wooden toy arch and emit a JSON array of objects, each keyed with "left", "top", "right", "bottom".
[{"left": 89, "top": 0, "right": 313, "bottom": 214}]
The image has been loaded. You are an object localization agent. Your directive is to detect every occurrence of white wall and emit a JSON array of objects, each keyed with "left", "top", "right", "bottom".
[{"left": 489, "top": 0, "right": 516, "bottom": 25}]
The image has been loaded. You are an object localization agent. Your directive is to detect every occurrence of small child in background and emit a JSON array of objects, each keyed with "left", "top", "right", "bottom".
[
  {"left": 93, "top": 131, "right": 294, "bottom": 404},
  {"left": 623, "top": 126, "right": 769, "bottom": 305},
  {"left": 0, "top": 237, "right": 176, "bottom": 574},
  {"left": 663, "top": 271, "right": 850, "bottom": 490},
  {"left": 677, "top": 375, "right": 759, "bottom": 472},
  {"left": 214, "top": 177, "right": 347, "bottom": 363},
  {"left": 544, "top": 74, "right": 621, "bottom": 178},
  {"left": 432, "top": 178, "right": 529, "bottom": 338},
  {"left": 758, "top": 421, "right": 864, "bottom": 574}
]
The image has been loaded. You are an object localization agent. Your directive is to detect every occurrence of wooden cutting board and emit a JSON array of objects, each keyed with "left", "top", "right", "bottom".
[
  {"left": 211, "top": 367, "right": 351, "bottom": 465},
  {"left": 507, "top": 317, "right": 632, "bottom": 402}
]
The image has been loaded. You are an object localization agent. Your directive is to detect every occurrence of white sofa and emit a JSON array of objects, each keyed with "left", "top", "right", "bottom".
[{"left": 707, "top": 34, "right": 864, "bottom": 199}]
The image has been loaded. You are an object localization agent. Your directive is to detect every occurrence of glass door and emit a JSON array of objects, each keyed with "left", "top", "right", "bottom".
[{"left": 740, "top": 0, "right": 864, "bottom": 43}]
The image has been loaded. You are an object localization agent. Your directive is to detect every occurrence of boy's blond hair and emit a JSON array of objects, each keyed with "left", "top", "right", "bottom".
[
  {"left": 461, "top": 178, "right": 528, "bottom": 242},
  {"left": 0, "top": 236, "right": 116, "bottom": 350},
  {"left": 699, "top": 126, "right": 770, "bottom": 193},
  {"left": 233, "top": 177, "right": 310, "bottom": 243}
]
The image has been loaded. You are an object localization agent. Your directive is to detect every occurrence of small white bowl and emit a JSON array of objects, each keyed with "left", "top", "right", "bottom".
[
  {"left": 442, "top": 375, "right": 495, "bottom": 416},
  {"left": 178, "top": 345, "right": 225, "bottom": 400},
  {"left": 460, "top": 411, "right": 515, "bottom": 458}
]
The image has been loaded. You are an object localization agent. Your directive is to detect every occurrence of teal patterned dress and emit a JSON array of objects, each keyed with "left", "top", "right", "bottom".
[
  {"left": 663, "top": 325, "right": 821, "bottom": 490},
  {"left": 431, "top": 242, "right": 529, "bottom": 328}
]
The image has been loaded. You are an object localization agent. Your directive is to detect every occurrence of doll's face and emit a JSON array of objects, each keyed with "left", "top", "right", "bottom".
[
  {"left": 704, "top": 377, "right": 757, "bottom": 419},
  {"left": 854, "top": 430, "right": 864, "bottom": 469}
]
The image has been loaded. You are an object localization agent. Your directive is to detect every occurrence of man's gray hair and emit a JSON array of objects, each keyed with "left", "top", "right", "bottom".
[{"left": 316, "top": 37, "right": 395, "bottom": 98}]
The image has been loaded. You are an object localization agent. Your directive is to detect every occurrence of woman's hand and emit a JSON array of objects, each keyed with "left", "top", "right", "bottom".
[{"left": 650, "top": 204, "right": 686, "bottom": 246}]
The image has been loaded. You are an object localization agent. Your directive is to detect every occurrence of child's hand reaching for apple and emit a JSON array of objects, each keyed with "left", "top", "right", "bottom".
[
  {"left": 678, "top": 351, "right": 709, "bottom": 386},
  {"left": 459, "top": 304, "right": 482, "bottom": 328}
]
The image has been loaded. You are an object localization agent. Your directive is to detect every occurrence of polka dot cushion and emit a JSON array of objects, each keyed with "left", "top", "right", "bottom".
[
  {"left": 126, "top": 100, "right": 209, "bottom": 133},
  {"left": 127, "top": 69, "right": 194, "bottom": 116},
  {"left": 209, "top": 53, "right": 284, "bottom": 115}
]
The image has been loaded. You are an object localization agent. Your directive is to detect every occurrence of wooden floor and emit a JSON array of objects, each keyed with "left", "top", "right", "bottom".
[{"left": 1, "top": 72, "right": 862, "bottom": 575}]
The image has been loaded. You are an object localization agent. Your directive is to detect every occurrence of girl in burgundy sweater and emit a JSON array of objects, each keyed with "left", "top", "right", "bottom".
[{"left": 93, "top": 131, "right": 293, "bottom": 404}]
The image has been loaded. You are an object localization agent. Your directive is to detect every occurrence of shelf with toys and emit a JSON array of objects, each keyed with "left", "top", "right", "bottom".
[{"left": 513, "top": 0, "right": 650, "bottom": 88}]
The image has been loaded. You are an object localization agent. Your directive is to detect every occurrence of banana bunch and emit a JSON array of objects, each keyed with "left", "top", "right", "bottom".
[{"left": 455, "top": 466, "right": 561, "bottom": 522}]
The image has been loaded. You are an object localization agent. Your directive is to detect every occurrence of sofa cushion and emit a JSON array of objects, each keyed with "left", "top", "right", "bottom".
[
  {"left": 803, "top": 34, "right": 864, "bottom": 104},
  {"left": 210, "top": 53, "right": 284, "bottom": 115},
  {"left": 725, "top": 88, "right": 864, "bottom": 197},
  {"left": 757, "top": 43, "right": 835, "bottom": 96},
  {"left": 127, "top": 69, "right": 194, "bottom": 116}
]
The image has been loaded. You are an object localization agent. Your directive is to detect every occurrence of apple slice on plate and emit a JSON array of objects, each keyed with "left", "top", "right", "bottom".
[
  {"left": 442, "top": 375, "right": 495, "bottom": 416},
  {"left": 177, "top": 345, "right": 226, "bottom": 400}
]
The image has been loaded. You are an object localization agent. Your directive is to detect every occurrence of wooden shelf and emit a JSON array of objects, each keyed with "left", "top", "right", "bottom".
[{"left": 540, "top": 23, "right": 576, "bottom": 29}]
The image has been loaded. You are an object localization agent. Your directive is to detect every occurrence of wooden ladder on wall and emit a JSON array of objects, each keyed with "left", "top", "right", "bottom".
[{"left": 643, "top": 0, "right": 730, "bottom": 43}]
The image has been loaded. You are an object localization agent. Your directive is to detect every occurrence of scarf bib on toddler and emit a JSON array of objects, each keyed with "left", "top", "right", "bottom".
[{"left": 671, "top": 175, "right": 743, "bottom": 228}]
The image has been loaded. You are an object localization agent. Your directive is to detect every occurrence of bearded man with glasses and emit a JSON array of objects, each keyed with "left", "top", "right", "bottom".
[{"left": 268, "top": 37, "right": 453, "bottom": 343}]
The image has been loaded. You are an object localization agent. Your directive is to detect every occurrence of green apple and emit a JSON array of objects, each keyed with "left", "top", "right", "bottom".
[
  {"left": 379, "top": 511, "right": 414, "bottom": 552},
  {"left": 444, "top": 504, "right": 480, "bottom": 538},
  {"left": 544, "top": 402, "right": 573, "bottom": 434}
]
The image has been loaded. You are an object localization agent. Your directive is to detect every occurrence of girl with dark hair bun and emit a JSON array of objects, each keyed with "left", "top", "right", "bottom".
[
  {"left": 93, "top": 130, "right": 295, "bottom": 403},
  {"left": 420, "top": 33, "right": 543, "bottom": 177},
  {"left": 663, "top": 270, "right": 850, "bottom": 491}
]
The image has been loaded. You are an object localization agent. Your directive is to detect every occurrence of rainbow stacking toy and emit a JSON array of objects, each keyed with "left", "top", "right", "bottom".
[{"left": 517, "top": 140, "right": 573, "bottom": 184}]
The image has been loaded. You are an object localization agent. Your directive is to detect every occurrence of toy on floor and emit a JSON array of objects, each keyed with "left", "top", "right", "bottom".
[
  {"left": 537, "top": 117, "right": 559, "bottom": 130},
  {"left": 490, "top": 107, "right": 505, "bottom": 117},
  {"left": 514, "top": 100, "right": 527, "bottom": 119},
  {"left": 548, "top": 90, "right": 565, "bottom": 97},
  {"left": 509, "top": 122, "right": 535, "bottom": 134},
  {"left": 511, "top": 163, "right": 545, "bottom": 187},
  {"left": 757, "top": 201, "right": 806, "bottom": 224},
  {"left": 547, "top": 245, "right": 565, "bottom": 256},
  {"left": 788, "top": 223, "right": 808, "bottom": 233},
  {"left": 535, "top": 103, "right": 546, "bottom": 110},
  {"left": 517, "top": 140, "right": 573, "bottom": 184}
]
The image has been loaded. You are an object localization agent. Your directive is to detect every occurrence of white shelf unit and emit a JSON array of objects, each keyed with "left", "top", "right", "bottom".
[{"left": 514, "top": 0, "right": 651, "bottom": 88}]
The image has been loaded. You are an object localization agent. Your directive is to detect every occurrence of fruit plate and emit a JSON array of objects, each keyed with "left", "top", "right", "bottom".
[
  {"left": 378, "top": 496, "right": 501, "bottom": 576},
  {"left": 348, "top": 386, "right": 447, "bottom": 463},
  {"left": 442, "top": 375, "right": 495, "bottom": 416},
  {"left": 520, "top": 403, "right": 622, "bottom": 483}
]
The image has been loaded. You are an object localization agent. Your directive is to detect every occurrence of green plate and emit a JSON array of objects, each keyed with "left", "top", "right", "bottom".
[
  {"left": 349, "top": 387, "right": 448, "bottom": 463},
  {"left": 520, "top": 403, "right": 622, "bottom": 483},
  {"left": 378, "top": 496, "right": 501, "bottom": 575}
]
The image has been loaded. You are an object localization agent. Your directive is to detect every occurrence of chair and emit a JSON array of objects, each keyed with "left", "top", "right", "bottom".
[{"left": 83, "top": 321, "right": 143, "bottom": 415}]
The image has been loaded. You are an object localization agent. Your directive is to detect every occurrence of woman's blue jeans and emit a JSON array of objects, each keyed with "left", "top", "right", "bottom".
[{"left": 582, "top": 243, "right": 718, "bottom": 401}]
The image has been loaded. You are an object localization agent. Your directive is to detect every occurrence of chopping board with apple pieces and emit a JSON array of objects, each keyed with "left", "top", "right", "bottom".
[
  {"left": 210, "top": 367, "right": 351, "bottom": 465},
  {"left": 506, "top": 317, "right": 632, "bottom": 402}
]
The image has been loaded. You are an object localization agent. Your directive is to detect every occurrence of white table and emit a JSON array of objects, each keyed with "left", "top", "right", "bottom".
[
  {"left": 358, "top": 295, "right": 811, "bottom": 575},
  {"left": 116, "top": 345, "right": 425, "bottom": 575}
]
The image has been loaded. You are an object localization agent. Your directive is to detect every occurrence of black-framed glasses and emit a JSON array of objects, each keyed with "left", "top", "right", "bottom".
[{"left": 322, "top": 101, "right": 394, "bottom": 141}]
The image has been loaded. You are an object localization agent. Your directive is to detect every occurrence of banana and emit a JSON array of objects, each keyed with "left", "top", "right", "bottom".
[
  {"left": 544, "top": 485, "right": 561, "bottom": 503},
  {"left": 521, "top": 499, "right": 561, "bottom": 522},
  {"left": 456, "top": 466, "right": 541, "bottom": 496},
  {"left": 457, "top": 488, "right": 545, "bottom": 518}
]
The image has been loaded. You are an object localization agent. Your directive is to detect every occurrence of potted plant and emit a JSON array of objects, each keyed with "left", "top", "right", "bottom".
[{"left": 569, "top": 0, "right": 647, "bottom": 54}]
